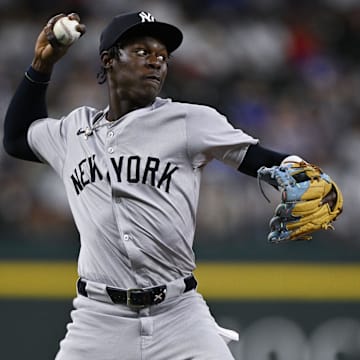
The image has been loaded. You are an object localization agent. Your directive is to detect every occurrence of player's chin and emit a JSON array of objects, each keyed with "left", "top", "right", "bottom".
[
  {"left": 143, "top": 78, "right": 163, "bottom": 92},
  {"left": 140, "top": 84, "right": 162, "bottom": 102}
]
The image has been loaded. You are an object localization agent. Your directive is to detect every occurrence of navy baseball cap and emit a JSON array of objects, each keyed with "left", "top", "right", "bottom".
[{"left": 99, "top": 11, "right": 183, "bottom": 54}]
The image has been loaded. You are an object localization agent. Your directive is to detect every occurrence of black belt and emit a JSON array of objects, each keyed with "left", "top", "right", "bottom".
[{"left": 77, "top": 275, "right": 197, "bottom": 308}]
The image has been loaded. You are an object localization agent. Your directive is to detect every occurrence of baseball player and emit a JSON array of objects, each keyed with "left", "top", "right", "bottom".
[{"left": 3, "top": 11, "right": 341, "bottom": 360}]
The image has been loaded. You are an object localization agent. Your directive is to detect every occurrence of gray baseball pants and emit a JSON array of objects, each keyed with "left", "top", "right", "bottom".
[{"left": 55, "top": 288, "right": 236, "bottom": 359}]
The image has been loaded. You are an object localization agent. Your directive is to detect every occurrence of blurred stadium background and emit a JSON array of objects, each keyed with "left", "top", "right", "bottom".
[{"left": 1, "top": 0, "right": 360, "bottom": 359}]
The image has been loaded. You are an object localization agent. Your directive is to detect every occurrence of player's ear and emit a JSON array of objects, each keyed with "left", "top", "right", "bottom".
[{"left": 101, "top": 51, "right": 113, "bottom": 70}]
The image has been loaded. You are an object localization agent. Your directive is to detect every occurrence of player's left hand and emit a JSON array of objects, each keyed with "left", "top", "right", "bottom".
[{"left": 257, "top": 161, "right": 343, "bottom": 243}]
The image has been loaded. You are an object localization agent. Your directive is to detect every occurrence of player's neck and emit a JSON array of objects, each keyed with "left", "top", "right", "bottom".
[{"left": 107, "top": 95, "right": 154, "bottom": 121}]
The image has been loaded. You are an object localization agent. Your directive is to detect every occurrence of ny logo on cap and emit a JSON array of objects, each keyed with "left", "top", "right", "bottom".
[{"left": 138, "top": 11, "right": 155, "bottom": 23}]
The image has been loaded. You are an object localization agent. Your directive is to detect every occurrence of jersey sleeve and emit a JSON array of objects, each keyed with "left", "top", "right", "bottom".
[
  {"left": 185, "top": 105, "right": 259, "bottom": 168},
  {"left": 27, "top": 115, "right": 68, "bottom": 175}
]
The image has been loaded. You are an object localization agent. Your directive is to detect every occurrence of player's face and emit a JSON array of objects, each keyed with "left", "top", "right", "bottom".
[{"left": 110, "top": 36, "right": 169, "bottom": 106}]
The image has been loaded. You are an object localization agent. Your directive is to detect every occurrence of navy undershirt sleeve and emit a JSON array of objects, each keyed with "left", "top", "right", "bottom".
[
  {"left": 238, "top": 144, "right": 289, "bottom": 177},
  {"left": 3, "top": 66, "right": 51, "bottom": 162}
]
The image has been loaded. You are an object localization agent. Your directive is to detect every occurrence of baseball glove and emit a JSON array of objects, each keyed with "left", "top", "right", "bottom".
[{"left": 257, "top": 161, "right": 343, "bottom": 243}]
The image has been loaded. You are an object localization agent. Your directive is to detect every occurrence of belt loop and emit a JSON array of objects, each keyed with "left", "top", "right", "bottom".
[{"left": 85, "top": 280, "right": 110, "bottom": 303}]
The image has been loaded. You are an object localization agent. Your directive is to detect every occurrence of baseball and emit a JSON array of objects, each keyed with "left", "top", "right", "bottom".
[{"left": 53, "top": 17, "right": 81, "bottom": 45}]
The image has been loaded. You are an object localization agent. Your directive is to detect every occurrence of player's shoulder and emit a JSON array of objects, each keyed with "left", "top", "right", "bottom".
[
  {"left": 61, "top": 106, "right": 103, "bottom": 128},
  {"left": 67, "top": 106, "right": 101, "bottom": 120},
  {"left": 169, "top": 100, "right": 223, "bottom": 118}
]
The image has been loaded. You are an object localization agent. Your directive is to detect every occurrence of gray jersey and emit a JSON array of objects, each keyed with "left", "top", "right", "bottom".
[{"left": 28, "top": 97, "right": 258, "bottom": 288}]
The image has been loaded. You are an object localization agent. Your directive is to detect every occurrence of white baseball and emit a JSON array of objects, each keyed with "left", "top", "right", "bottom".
[{"left": 53, "top": 17, "right": 81, "bottom": 45}]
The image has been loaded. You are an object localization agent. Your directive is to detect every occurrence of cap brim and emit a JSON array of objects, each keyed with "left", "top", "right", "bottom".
[{"left": 118, "top": 22, "right": 183, "bottom": 54}]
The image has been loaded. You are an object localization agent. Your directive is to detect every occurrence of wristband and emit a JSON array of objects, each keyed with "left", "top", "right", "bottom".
[
  {"left": 24, "top": 66, "right": 51, "bottom": 85},
  {"left": 281, "top": 155, "right": 306, "bottom": 165}
]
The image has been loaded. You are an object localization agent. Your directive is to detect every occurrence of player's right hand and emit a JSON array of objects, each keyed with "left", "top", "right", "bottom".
[{"left": 32, "top": 13, "right": 86, "bottom": 74}]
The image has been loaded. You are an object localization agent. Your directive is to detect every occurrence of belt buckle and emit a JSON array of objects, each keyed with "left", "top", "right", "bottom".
[{"left": 126, "top": 288, "right": 148, "bottom": 309}]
